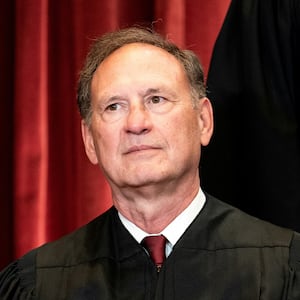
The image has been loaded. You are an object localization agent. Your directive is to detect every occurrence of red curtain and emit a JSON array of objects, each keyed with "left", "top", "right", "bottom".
[{"left": 0, "top": 0, "right": 230, "bottom": 269}]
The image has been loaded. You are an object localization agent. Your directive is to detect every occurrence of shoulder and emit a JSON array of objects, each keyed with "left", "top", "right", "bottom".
[
  {"left": 290, "top": 231, "right": 300, "bottom": 270},
  {"left": 0, "top": 207, "right": 117, "bottom": 297},
  {"left": 36, "top": 206, "right": 117, "bottom": 267},
  {"left": 288, "top": 231, "right": 300, "bottom": 298},
  {"left": 0, "top": 248, "right": 36, "bottom": 299},
  {"left": 202, "top": 193, "right": 294, "bottom": 249}
]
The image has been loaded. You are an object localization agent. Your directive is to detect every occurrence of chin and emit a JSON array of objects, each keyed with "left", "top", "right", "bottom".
[{"left": 120, "top": 173, "right": 166, "bottom": 188}]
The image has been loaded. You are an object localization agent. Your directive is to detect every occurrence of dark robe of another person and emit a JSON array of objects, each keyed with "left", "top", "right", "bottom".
[
  {"left": 201, "top": 0, "right": 300, "bottom": 232},
  {"left": 1, "top": 194, "right": 300, "bottom": 299}
]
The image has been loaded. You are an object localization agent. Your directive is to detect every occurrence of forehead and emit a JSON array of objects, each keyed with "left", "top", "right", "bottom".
[
  {"left": 91, "top": 43, "right": 188, "bottom": 92},
  {"left": 97, "top": 43, "right": 184, "bottom": 75}
]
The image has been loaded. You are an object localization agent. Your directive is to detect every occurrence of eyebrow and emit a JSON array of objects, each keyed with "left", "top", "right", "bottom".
[
  {"left": 142, "top": 87, "right": 178, "bottom": 99},
  {"left": 96, "top": 94, "right": 123, "bottom": 106},
  {"left": 143, "top": 88, "right": 160, "bottom": 96},
  {"left": 96, "top": 86, "right": 178, "bottom": 107}
]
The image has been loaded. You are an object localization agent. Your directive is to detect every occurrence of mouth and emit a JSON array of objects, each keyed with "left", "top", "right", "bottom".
[{"left": 125, "top": 145, "right": 160, "bottom": 154}]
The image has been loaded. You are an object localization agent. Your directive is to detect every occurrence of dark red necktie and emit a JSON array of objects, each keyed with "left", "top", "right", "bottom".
[{"left": 142, "top": 235, "right": 167, "bottom": 272}]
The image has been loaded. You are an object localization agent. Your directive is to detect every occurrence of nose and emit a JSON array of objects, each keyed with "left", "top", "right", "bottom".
[{"left": 125, "top": 102, "right": 152, "bottom": 135}]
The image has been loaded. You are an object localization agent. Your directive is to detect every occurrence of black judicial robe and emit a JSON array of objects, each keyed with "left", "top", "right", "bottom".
[
  {"left": 1, "top": 194, "right": 300, "bottom": 299},
  {"left": 201, "top": 0, "right": 300, "bottom": 232}
]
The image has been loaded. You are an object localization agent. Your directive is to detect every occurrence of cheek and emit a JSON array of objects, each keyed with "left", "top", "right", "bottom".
[
  {"left": 96, "top": 135, "right": 113, "bottom": 156},
  {"left": 162, "top": 113, "right": 199, "bottom": 150},
  {"left": 94, "top": 127, "right": 121, "bottom": 161},
  {"left": 178, "top": 116, "right": 202, "bottom": 150},
  {"left": 172, "top": 110, "right": 201, "bottom": 135}
]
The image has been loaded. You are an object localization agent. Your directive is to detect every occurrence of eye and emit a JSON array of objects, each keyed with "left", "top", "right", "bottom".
[
  {"left": 146, "top": 94, "right": 174, "bottom": 114},
  {"left": 106, "top": 103, "right": 120, "bottom": 111},
  {"left": 101, "top": 101, "right": 127, "bottom": 123},
  {"left": 150, "top": 95, "right": 165, "bottom": 104}
]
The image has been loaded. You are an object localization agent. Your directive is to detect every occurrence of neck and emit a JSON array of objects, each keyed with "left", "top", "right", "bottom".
[{"left": 111, "top": 175, "right": 200, "bottom": 233}]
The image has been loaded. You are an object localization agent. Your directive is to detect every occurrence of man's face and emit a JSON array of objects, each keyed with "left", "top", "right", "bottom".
[{"left": 82, "top": 43, "right": 213, "bottom": 191}]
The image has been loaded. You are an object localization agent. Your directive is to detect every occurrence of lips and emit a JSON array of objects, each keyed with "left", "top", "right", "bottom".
[{"left": 125, "top": 145, "right": 159, "bottom": 154}]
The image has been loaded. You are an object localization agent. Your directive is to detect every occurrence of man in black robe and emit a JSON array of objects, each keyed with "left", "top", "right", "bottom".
[{"left": 1, "top": 26, "right": 299, "bottom": 299}]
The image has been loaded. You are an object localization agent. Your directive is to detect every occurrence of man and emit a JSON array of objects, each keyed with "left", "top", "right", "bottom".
[{"left": 0, "top": 27, "right": 299, "bottom": 299}]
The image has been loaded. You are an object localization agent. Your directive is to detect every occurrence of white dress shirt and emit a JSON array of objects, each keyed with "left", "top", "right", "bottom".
[{"left": 118, "top": 188, "right": 206, "bottom": 257}]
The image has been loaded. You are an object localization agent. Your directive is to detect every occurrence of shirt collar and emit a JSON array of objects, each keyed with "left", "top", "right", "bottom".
[{"left": 118, "top": 188, "right": 206, "bottom": 247}]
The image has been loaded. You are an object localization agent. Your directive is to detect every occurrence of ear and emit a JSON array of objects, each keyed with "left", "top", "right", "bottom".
[
  {"left": 81, "top": 120, "right": 99, "bottom": 165},
  {"left": 198, "top": 97, "right": 214, "bottom": 146}
]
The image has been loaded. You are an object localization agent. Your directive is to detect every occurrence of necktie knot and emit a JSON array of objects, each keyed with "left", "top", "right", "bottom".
[{"left": 142, "top": 235, "right": 166, "bottom": 272}]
